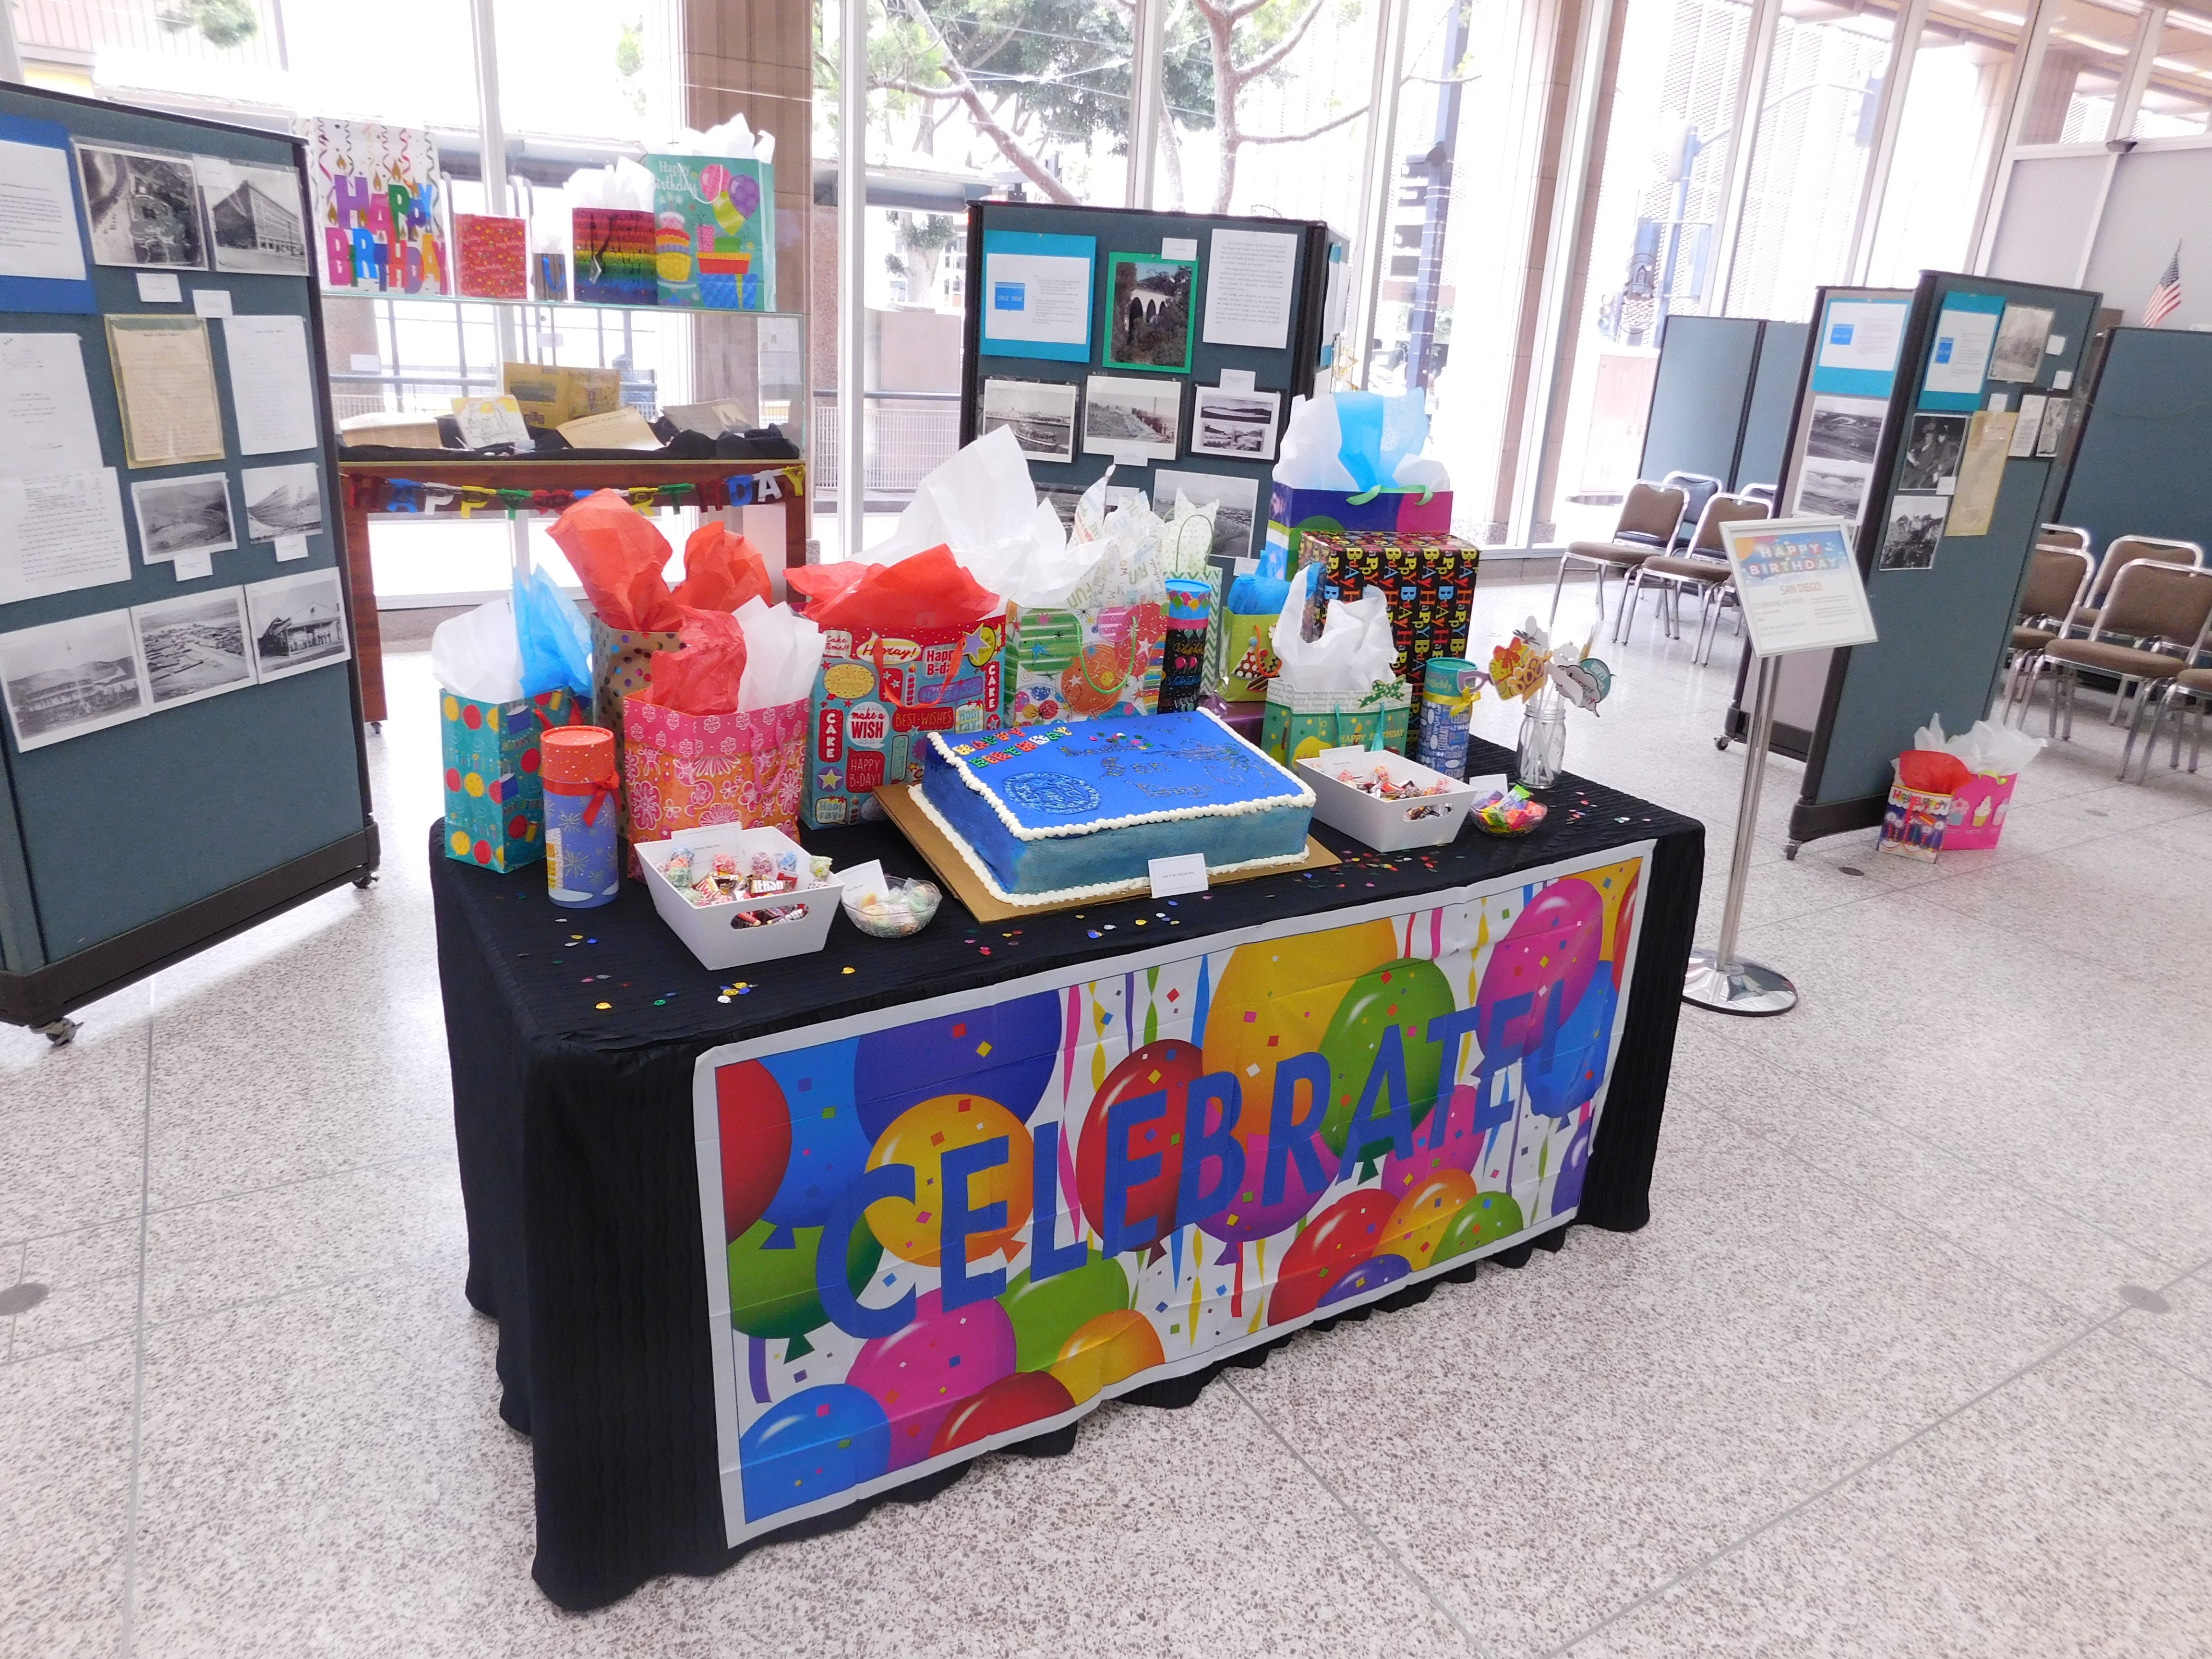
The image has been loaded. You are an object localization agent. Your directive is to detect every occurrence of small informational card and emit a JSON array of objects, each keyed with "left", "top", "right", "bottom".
[
  {"left": 190, "top": 287, "right": 232, "bottom": 318},
  {"left": 979, "top": 228, "right": 1095, "bottom": 363},
  {"left": 273, "top": 533, "right": 310, "bottom": 562},
  {"left": 837, "top": 859, "right": 887, "bottom": 902},
  {"left": 1719, "top": 517, "right": 1878, "bottom": 657},
  {"left": 1148, "top": 853, "right": 1210, "bottom": 897},
  {"left": 1160, "top": 237, "right": 1198, "bottom": 261},
  {"left": 136, "top": 271, "right": 182, "bottom": 303},
  {"left": 2010, "top": 394, "right": 2048, "bottom": 457},
  {"left": 172, "top": 548, "right": 214, "bottom": 581},
  {"left": 451, "top": 394, "right": 530, "bottom": 450},
  {"left": 556, "top": 406, "right": 662, "bottom": 451}
]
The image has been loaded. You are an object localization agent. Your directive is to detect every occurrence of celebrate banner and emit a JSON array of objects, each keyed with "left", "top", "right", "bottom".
[{"left": 692, "top": 843, "right": 1652, "bottom": 1543}]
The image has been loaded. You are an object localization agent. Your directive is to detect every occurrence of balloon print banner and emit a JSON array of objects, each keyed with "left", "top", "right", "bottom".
[{"left": 691, "top": 842, "right": 1652, "bottom": 1544}]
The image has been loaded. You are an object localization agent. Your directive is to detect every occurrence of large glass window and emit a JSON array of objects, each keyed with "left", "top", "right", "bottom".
[
  {"left": 1370, "top": 0, "right": 1556, "bottom": 542},
  {"left": 1725, "top": 0, "right": 1897, "bottom": 321},
  {"left": 2018, "top": 0, "right": 2148, "bottom": 143},
  {"left": 1864, "top": 0, "right": 2022, "bottom": 287},
  {"left": 2132, "top": 6, "right": 2212, "bottom": 135},
  {"left": 1152, "top": 0, "right": 1377, "bottom": 233},
  {"left": 1546, "top": 0, "right": 1753, "bottom": 546}
]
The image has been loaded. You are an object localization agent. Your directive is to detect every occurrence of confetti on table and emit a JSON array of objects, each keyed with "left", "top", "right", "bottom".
[
  {"left": 841, "top": 966, "right": 856, "bottom": 975},
  {"left": 595, "top": 1001, "right": 611, "bottom": 1010}
]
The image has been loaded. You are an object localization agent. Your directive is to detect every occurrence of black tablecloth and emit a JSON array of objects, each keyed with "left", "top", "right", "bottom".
[{"left": 432, "top": 737, "right": 1704, "bottom": 1610}]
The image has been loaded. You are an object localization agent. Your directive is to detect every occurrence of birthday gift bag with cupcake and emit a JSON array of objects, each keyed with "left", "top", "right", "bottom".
[{"left": 646, "top": 147, "right": 775, "bottom": 311}]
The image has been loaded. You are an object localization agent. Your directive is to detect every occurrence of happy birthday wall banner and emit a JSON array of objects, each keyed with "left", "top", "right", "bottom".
[
  {"left": 342, "top": 469, "right": 804, "bottom": 518},
  {"left": 692, "top": 842, "right": 1653, "bottom": 1544}
]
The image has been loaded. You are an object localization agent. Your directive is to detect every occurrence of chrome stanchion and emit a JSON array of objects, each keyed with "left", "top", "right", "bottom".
[{"left": 1683, "top": 650, "right": 1797, "bottom": 1016}]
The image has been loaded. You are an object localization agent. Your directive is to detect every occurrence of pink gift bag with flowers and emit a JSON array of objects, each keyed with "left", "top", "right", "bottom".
[{"left": 624, "top": 694, "right": 805, "bottom": 839}]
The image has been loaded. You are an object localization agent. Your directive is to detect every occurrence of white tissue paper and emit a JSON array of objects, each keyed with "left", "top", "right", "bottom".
[
  {"left": 1914, "top": 713, "right": 2043, "bottom": 775},
  {"left": 1271, "top": 565, "right": 1397, "bottom": 695},
  {"left": 1161, "top": 491, "right": 1219, "bottom": 576},
  {"left": 659, "top": 116, "right": 775, "bottom": 163},
  {"left": 1275, "top": 394, "right": 1358, "bottom": 490},
  {"left": 1394, "top": 453, "right": 1452, "bottom": 493},
  {"left": 431, "top": 601, "right": 524, "bottom": 704},
  {"left": 863, "top": 426, "right": 1071, "bottom": 601},
  {"left": 734, "top": 597, "right": 826, "bottom": 711},
  {"left": 565, "top": 159, "right": 656, "bottom": 213},
  {"left": 1062, "top": 483, "right": 1167, "bottom": 613}
]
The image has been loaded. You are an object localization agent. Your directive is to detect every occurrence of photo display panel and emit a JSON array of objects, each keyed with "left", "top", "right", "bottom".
[{"left": 0, "top": 83, "right": 371, "bottom": 977}]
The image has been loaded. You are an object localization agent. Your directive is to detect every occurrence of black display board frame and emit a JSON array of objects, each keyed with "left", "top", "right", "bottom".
[
  {"left": 0, "top": 84, "right": 377, "bottom": 1038},
  {"left": 956, "top": 201, "right": 1336, "bottom": 549}
]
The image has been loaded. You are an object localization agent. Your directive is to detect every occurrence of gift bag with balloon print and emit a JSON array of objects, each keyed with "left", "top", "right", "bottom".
[
  {"left": 622, "top": 692, "right": 805, "bottom": 842},
  {"left": 1003, "top": 598, "right": 1167, "bottom": 726},
  {"left": 692, "top": 844, "right": 1652, "bottom": 1541}
]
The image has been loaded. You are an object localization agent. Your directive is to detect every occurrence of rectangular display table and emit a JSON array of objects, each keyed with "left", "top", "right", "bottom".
[{"left": 431, "top": 741, "right": 1702, "bottom": 1609}]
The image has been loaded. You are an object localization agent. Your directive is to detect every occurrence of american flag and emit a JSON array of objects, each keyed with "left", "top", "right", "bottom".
[{"left": 2144, "top": 244, "right": 2183, "bottom": 326}]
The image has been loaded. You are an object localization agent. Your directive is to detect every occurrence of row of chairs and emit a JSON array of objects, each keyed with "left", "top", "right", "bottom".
[
  {"left": 2008, "top": 527, "right": 2212, "bottom": 781},
  {"left": 1554, "top": 473, "right": 1774, "bottom": 665}
]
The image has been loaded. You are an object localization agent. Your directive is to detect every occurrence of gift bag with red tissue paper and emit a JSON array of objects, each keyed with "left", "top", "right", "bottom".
[
  {"left": 801, "top": 545, "right": 1007, "bottom": 828},
  {"left": 549, "top": 491, "right": 687, "bottom": 814},
  {"left": 625, "top": 594, "right": 823, "bottom": 853},
  {"left": 1908, "top": 713, "right": 2041, "bottom": 850},
  {"left": 1879, "top": 748, "right": 1974, "bottom": 861}
]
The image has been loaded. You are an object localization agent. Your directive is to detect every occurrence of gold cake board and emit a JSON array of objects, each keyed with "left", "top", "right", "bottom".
[{"left": 874, "top": 783, "right": 1339, "bottom": 924}]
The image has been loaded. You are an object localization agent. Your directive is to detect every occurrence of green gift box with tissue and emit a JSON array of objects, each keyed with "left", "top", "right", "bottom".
[{"left": 1260, "top": 677, "right": 1411, "bottom": 764}]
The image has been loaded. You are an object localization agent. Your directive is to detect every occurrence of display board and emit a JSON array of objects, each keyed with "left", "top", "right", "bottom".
[
  {"left": 1634, "top": 315, "right": 1809, "bottom": 495},
  {"left": 0, "top": 84, "right": 376, "bottom": 1033},
  {"left": 957, "top": 203, "right": 1336, "bottom": 566},
  {"left": 1723, "top": 288, "right": 1910, "bottom": 757},
  {"left": 1737, "top": 321, "right": 1810, "bottom": 492},
  {"left": 1783, "top": 270, "right": 2102, "bottom": 847},
  {"left": 2056, "top": 325, "right": 2212, "bottom": 556}
]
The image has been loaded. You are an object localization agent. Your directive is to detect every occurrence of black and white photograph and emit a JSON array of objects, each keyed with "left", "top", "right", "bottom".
[
  {"left": 2035, "top": 395, "right": 2075, "bottom": 458},
  {"left": 1877, "top": 492, "right": 1949, "bottom": 572},
  {"left": 1082, "top": 374, "right": 1183, "bottom": 462},
  {"left": 240, "top": 462, "right": 325, "bottom": 540},
  {"left": 1989, "top": 302, "right": 2055, "bottom": 383},
  {"left": 74, "top": 143, "right": 206, "bottom": 269},
  {"left": 1103, "top": 253, "right": 1196, "bottom": 373},
  {"left": 1794, "top": 464, "right": 1873, "bottom": 520},
  {"left": 130, "top": 587, "right": 256, "bottom": 711},
  {"left": 1806, "top": 394, "right": 1884, "bottom": 466},
  {"left": 1152, "top": 468, "right": 1260, "bottom": 562},
  {"left": 244, "top": 569, "right": 350, "bottom": 682},
  {"left": 1040, "top": 484, "right": 1142, "bottom": 531},
  {"left": 0, "top": 609, "right": 149, "bottom": 752},
  {"left": 979, "top": 378, "right": 1079, "bottom": 464},
  {"left": 130, "top": 472, "right": 237, "bottom": 563},
  {"left": 1897, "top": 413, "right": 1968, "bottom": 493},
  {"left": 1190, "top": 385, "right": 1282, "bottom": 460},
  {"left": 200, "top": 161, "right": 309, "bottom": 275}
]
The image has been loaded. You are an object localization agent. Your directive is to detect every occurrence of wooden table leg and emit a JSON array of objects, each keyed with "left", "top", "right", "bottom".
[{"left": 341, "top": 491, "right": 387, "bottom": 724}]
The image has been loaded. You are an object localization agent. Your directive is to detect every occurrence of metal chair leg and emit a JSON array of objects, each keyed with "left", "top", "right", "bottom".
[
  {"left": 2119, "top": 681, "right": 2160, "bottom": 781},
  {"left": 1621, "top": 572, "right": 1644, "bottom": 644},
  {"left": 1550, "top": 554, "right": 1570, "bottom": 622}
]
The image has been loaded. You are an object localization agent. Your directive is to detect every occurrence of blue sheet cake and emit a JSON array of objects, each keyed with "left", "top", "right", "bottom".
[{"left": 915, "top": 710, "right": 1316, "bottom": 903}]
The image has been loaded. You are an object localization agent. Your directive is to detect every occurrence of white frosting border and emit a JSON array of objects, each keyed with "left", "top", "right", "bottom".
[
  {"left": 910, "top": 779, "right": 1314, "bottom": 907},
  {"left": 926, "top": 708, "right": 1316, "bottom": 843}
]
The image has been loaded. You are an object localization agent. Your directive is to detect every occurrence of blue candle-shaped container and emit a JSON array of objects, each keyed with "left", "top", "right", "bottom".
[{"left": 541, "top": 725, "right": 621, "bottom": 907}]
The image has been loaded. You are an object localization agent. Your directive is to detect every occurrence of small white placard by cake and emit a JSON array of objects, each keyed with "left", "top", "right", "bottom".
[{"left": 1148, "top": 853, "right": 1210, "bottom": 897}]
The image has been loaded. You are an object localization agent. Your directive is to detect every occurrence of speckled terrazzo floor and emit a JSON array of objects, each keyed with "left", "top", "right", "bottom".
[{"left": 5, "top": 574, "right": 2211, "bottom": 1659}]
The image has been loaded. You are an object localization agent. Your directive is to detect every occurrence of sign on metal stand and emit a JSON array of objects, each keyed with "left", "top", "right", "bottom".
[{"left": 1684, "top": 516, "right": 1877, "bottom": 1016}]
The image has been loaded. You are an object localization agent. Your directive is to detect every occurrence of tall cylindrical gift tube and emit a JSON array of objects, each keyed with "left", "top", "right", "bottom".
[
  {"left": 1415, "top": 657, "right": 1480, "bottom": 779},
  {"left": 1159, "top": 577, "right": 1213, "bottom": 713},
  {"left": 541, "top": 726, "right": 622, "bottom": 908}
]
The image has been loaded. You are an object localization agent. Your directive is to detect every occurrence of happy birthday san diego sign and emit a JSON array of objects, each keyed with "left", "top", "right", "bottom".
[{"left": 692, "top": 843, "right": 1651, "bottom": 1543}]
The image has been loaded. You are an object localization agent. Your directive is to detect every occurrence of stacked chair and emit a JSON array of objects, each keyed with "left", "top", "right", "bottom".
[
  {"left": 2010, "top": 531, "right": 2204, "bottom": 733},
  {"left": 1554, "top": 480, "right": 1687, "bottom": 641},
  {"left": 1618, "top": 493, "right": 1772, "bottom": 666},
  {"left": 2002, "top": 527, "right": 2093, "bottom": 723},
  {"left": 2039, "top": 560, "right": 2212, "bottom": 781}
]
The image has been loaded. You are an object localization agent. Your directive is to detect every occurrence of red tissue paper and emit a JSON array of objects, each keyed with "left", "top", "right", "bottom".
[
  {"left": 547, "top": 490, "right": 685, "bottom": 634},
  {"left": 643, "top": 608, "right": 749, "bottom": 716},
  {"left": 802, "top": 545, "right": 1000, "bottom": 635},
  {"left": 673, "top": 523, "right": 774, "bottom": 613}
]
